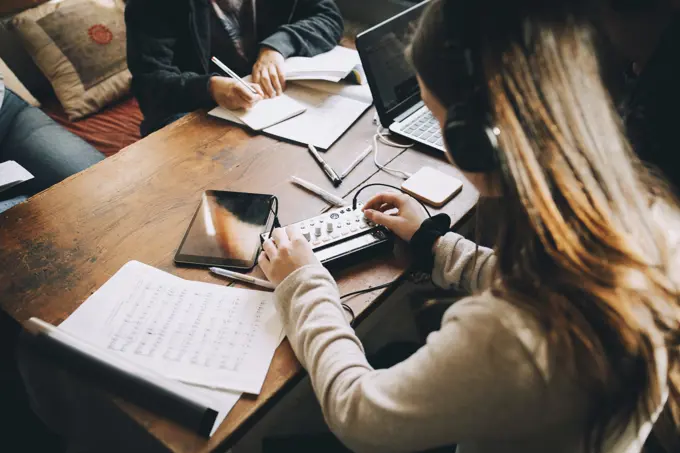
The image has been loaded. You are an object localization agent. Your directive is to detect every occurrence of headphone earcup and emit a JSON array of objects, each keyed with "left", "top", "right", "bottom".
[{"left": 443, "top": 105, "right": 499, "bottom": 173}]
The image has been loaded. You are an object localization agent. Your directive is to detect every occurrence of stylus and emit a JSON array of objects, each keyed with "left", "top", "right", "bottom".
[
  {"left": 340, "top": 145, "right": 373, "bottom": 179},
  {"left": 209, "top": 267, "right": 276, "bottom": 290},
  {"left": 290, "top": 176, "right": 348, "bottom": 207}
]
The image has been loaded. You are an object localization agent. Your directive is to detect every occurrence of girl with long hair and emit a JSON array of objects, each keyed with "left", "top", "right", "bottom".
[{"left": 257, "top": 0, "right": 680, "bottom": 451}]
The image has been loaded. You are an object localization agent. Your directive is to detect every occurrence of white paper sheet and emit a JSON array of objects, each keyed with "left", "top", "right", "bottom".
[
  {"left": 289, "top": 80, "right": 373, "bottom": 105},
  {"left": 209, "top": 83, "right": 371, "bottom": 149},
  {"left": 60, "top": 261, "right": 283, "bottom": 395},
  {"left": 0, "top": 160, "right": 34, "bottom": 193},
  {"left": 284, "top": 46, "right": 361, "bottom": 82}
]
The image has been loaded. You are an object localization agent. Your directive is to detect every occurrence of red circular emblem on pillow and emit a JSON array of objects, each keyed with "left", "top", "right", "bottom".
[{"left": 88, "top": 24, "right": 113, "bottom": 45}]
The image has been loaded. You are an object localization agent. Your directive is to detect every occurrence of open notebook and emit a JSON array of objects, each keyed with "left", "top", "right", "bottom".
[
  {"left": 210, "top": 80, "right": 373, "bottom": 149},
  {"left": 227, "top": 94, "right": 306, "bottom": 131},
  {"left": 283, "top": 46, "right": 365, "bottom": 84}
]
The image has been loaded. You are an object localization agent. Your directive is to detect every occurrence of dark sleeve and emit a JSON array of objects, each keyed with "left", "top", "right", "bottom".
[
  {"left": 260, "top": 0, "right": 344, "bottom": 58},
  {"left": 125, "top": 0, "right": 215, "bottom": 119}
]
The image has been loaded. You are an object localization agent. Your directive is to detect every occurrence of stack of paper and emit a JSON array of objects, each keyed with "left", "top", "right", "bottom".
[
  {"left": 284, "top": 46, "right": 364, "bottom": 84},
  {"left": 59, "top": 261, "right": 285, "bottom": 436}
]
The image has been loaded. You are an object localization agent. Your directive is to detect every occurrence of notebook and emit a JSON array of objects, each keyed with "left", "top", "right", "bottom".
[
  {"left": 209, "top": 81, "right": 373, "bottom": 149},
  {"left": 227, "top": 94, "right": 306, "bottom": 131},
  {"left": 59, "top": 261, "right": 284, "bottom": 395},
  {"left": 283, "top": 46, "right": 365, "bottom": 84}
]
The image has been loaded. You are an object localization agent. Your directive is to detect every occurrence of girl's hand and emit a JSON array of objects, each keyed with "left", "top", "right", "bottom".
[
  {"left": 362, "top": 192, "right": 427, "bottom": 242},
  {"left": 258, "top": 226, "right": 320, "bottom": 286}
]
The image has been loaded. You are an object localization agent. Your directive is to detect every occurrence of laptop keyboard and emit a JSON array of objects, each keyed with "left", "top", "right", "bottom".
[{"left": 401, "top": 110, "right": 443, "bottom": 147}]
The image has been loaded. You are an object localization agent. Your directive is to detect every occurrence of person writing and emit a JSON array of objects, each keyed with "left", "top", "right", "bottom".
[
  {"left": 257, "top": 0, "right": 680, "bottom": 452},
  {"left": 125, "top": 0, "right": 344, "bottom": 136}
]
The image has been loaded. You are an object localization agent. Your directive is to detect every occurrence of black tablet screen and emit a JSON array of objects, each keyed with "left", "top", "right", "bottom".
[{"left": 175, "top": 191, "right": 275, "bottom": 269}]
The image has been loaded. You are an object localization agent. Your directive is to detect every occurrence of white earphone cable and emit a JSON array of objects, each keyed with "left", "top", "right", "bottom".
[{"left": 372, "top": 125, "right": 414, "bottom": 179}]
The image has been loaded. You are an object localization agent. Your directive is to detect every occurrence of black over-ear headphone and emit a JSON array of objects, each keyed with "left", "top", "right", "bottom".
[{"left": 440, "top": 0, "right": 500, "bottom": 173}]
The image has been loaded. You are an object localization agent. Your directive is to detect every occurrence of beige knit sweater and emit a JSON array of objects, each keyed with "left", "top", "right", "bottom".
[{"left": 274, "top": 231, "right": 670, "bottom": 453}]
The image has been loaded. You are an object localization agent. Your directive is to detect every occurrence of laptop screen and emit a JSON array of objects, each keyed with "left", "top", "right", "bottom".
[{"left": 357, "top": 1, "right": 430, "bottom": 126}]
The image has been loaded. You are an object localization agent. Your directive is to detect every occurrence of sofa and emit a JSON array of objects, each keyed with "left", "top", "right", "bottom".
[{"left": 0, "top": 0, "right": 142, "bottom": 158}]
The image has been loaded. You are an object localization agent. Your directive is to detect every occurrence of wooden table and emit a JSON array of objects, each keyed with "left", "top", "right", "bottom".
[{"left": 0, "top": 107, "right": 478, "bottom": 452}]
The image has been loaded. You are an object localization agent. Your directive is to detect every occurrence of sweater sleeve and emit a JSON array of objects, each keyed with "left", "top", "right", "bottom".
[
  {"left": 125, "top": 0, "right": 215, "bottom": 120},
  {"left": 260, "top": 0, "right": 344, "bottom": 58},
  {"left": 274, "top": 265, "right": 552, "bottom": 453},
  {"left": 431, "top": 232, "right": 496, "bottom": 292}
]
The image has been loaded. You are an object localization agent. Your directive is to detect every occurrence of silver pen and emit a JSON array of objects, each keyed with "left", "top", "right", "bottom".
[
  {"left": 307, "top": 144, "right": 342, "bottom": 187},
  {"left": 209, "top": 267, "right": 276, "bottom": 290},
  {"left": 211, "top": 56, "right": 258, "bottom": 95}
]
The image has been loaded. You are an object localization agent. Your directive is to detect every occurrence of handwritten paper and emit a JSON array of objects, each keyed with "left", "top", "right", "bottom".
[{"left": 60, "top": 261, "right": 283, "bottom": 395}]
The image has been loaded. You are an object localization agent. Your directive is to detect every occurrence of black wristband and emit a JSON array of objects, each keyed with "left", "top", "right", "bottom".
[{"left": 409, "top": 213, "right": 451, "bottom": 271}]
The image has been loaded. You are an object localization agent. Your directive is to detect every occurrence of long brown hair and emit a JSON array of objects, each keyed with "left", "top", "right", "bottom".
[{"left": 410, "top": 1, "right": 680, "bottom": 451}]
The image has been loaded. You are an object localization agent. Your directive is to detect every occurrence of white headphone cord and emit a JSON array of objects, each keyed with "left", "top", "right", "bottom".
[{"left": 372, "top": 125, "right": 414, "bottom": 179}]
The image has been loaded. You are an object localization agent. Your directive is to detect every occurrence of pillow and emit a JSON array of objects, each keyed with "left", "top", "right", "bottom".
[
  {"left": 11, "top": 0, "right": 130, "bottom": 120},
  {"left": 1, "top": 57, "right": 41, "bottom": 107}
]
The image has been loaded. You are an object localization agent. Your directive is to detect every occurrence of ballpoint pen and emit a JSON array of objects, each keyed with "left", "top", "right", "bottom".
[
  {"left": 209, "top": 267, "right": 276, "bottom": 290},
  {"left": 307, "top": 144, "right": 342, "bottom": 187},
  {"left": 211, "top": 56, "right": 258, "bottom": 95}
]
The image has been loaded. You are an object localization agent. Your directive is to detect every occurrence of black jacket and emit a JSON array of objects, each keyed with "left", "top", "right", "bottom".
[{"left": 125, "top": 0, "right": 343, "bottom": 135}]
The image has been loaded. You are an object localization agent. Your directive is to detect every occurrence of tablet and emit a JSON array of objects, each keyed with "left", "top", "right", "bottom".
[{"left": 174, "top": 191, "right": 276, "bottom": 270}]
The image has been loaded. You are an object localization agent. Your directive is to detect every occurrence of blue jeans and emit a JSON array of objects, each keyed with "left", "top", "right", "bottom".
[{"left": 0, "top": 89, "right": 104, "bottom": 203}]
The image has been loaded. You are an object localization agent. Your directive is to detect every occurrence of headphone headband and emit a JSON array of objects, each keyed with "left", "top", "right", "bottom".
[{"left": 439, "top": 0, "right": 500, "bottom": 173}]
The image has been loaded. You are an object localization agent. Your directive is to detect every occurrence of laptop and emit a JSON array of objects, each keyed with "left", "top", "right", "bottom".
[{"left": 356, "top": 1, "right": 445, "bottom": 153}]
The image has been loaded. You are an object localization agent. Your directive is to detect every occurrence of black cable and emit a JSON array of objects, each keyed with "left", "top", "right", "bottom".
[
  {"left": 340, "top": 279, "right": 399, "bottom": 300},
  {"left": 352, "top": 183, "right": 432, "bottom": 218},
  {"left": 341, "top": 303, "right": 355, "bottom": 325},
  {"left": 339, "top": 279, "right": 400, "bottom": 326},
  {"left": 262, "top": 196, "right": 279, "bottom": 245}
]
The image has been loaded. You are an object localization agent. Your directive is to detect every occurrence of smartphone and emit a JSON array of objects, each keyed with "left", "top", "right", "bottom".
[{"left": 174, "top": 191, "right": 276, "bottom": 270}]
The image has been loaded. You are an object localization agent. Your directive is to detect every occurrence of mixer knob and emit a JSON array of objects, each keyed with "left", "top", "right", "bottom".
[
  {"left": 303, "top": 232, "right": 311, "bottom": 241},
  {"left": 326, "top": 222, "right": 333, "bottom": 233},
  {"left": 315, "top": 225, "right": 322, "bottom": 236}
]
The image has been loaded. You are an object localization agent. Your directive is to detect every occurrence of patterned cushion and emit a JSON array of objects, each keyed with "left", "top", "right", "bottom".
[{"left": 12, "top": 0, "right": 130, "bottom": 120}]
